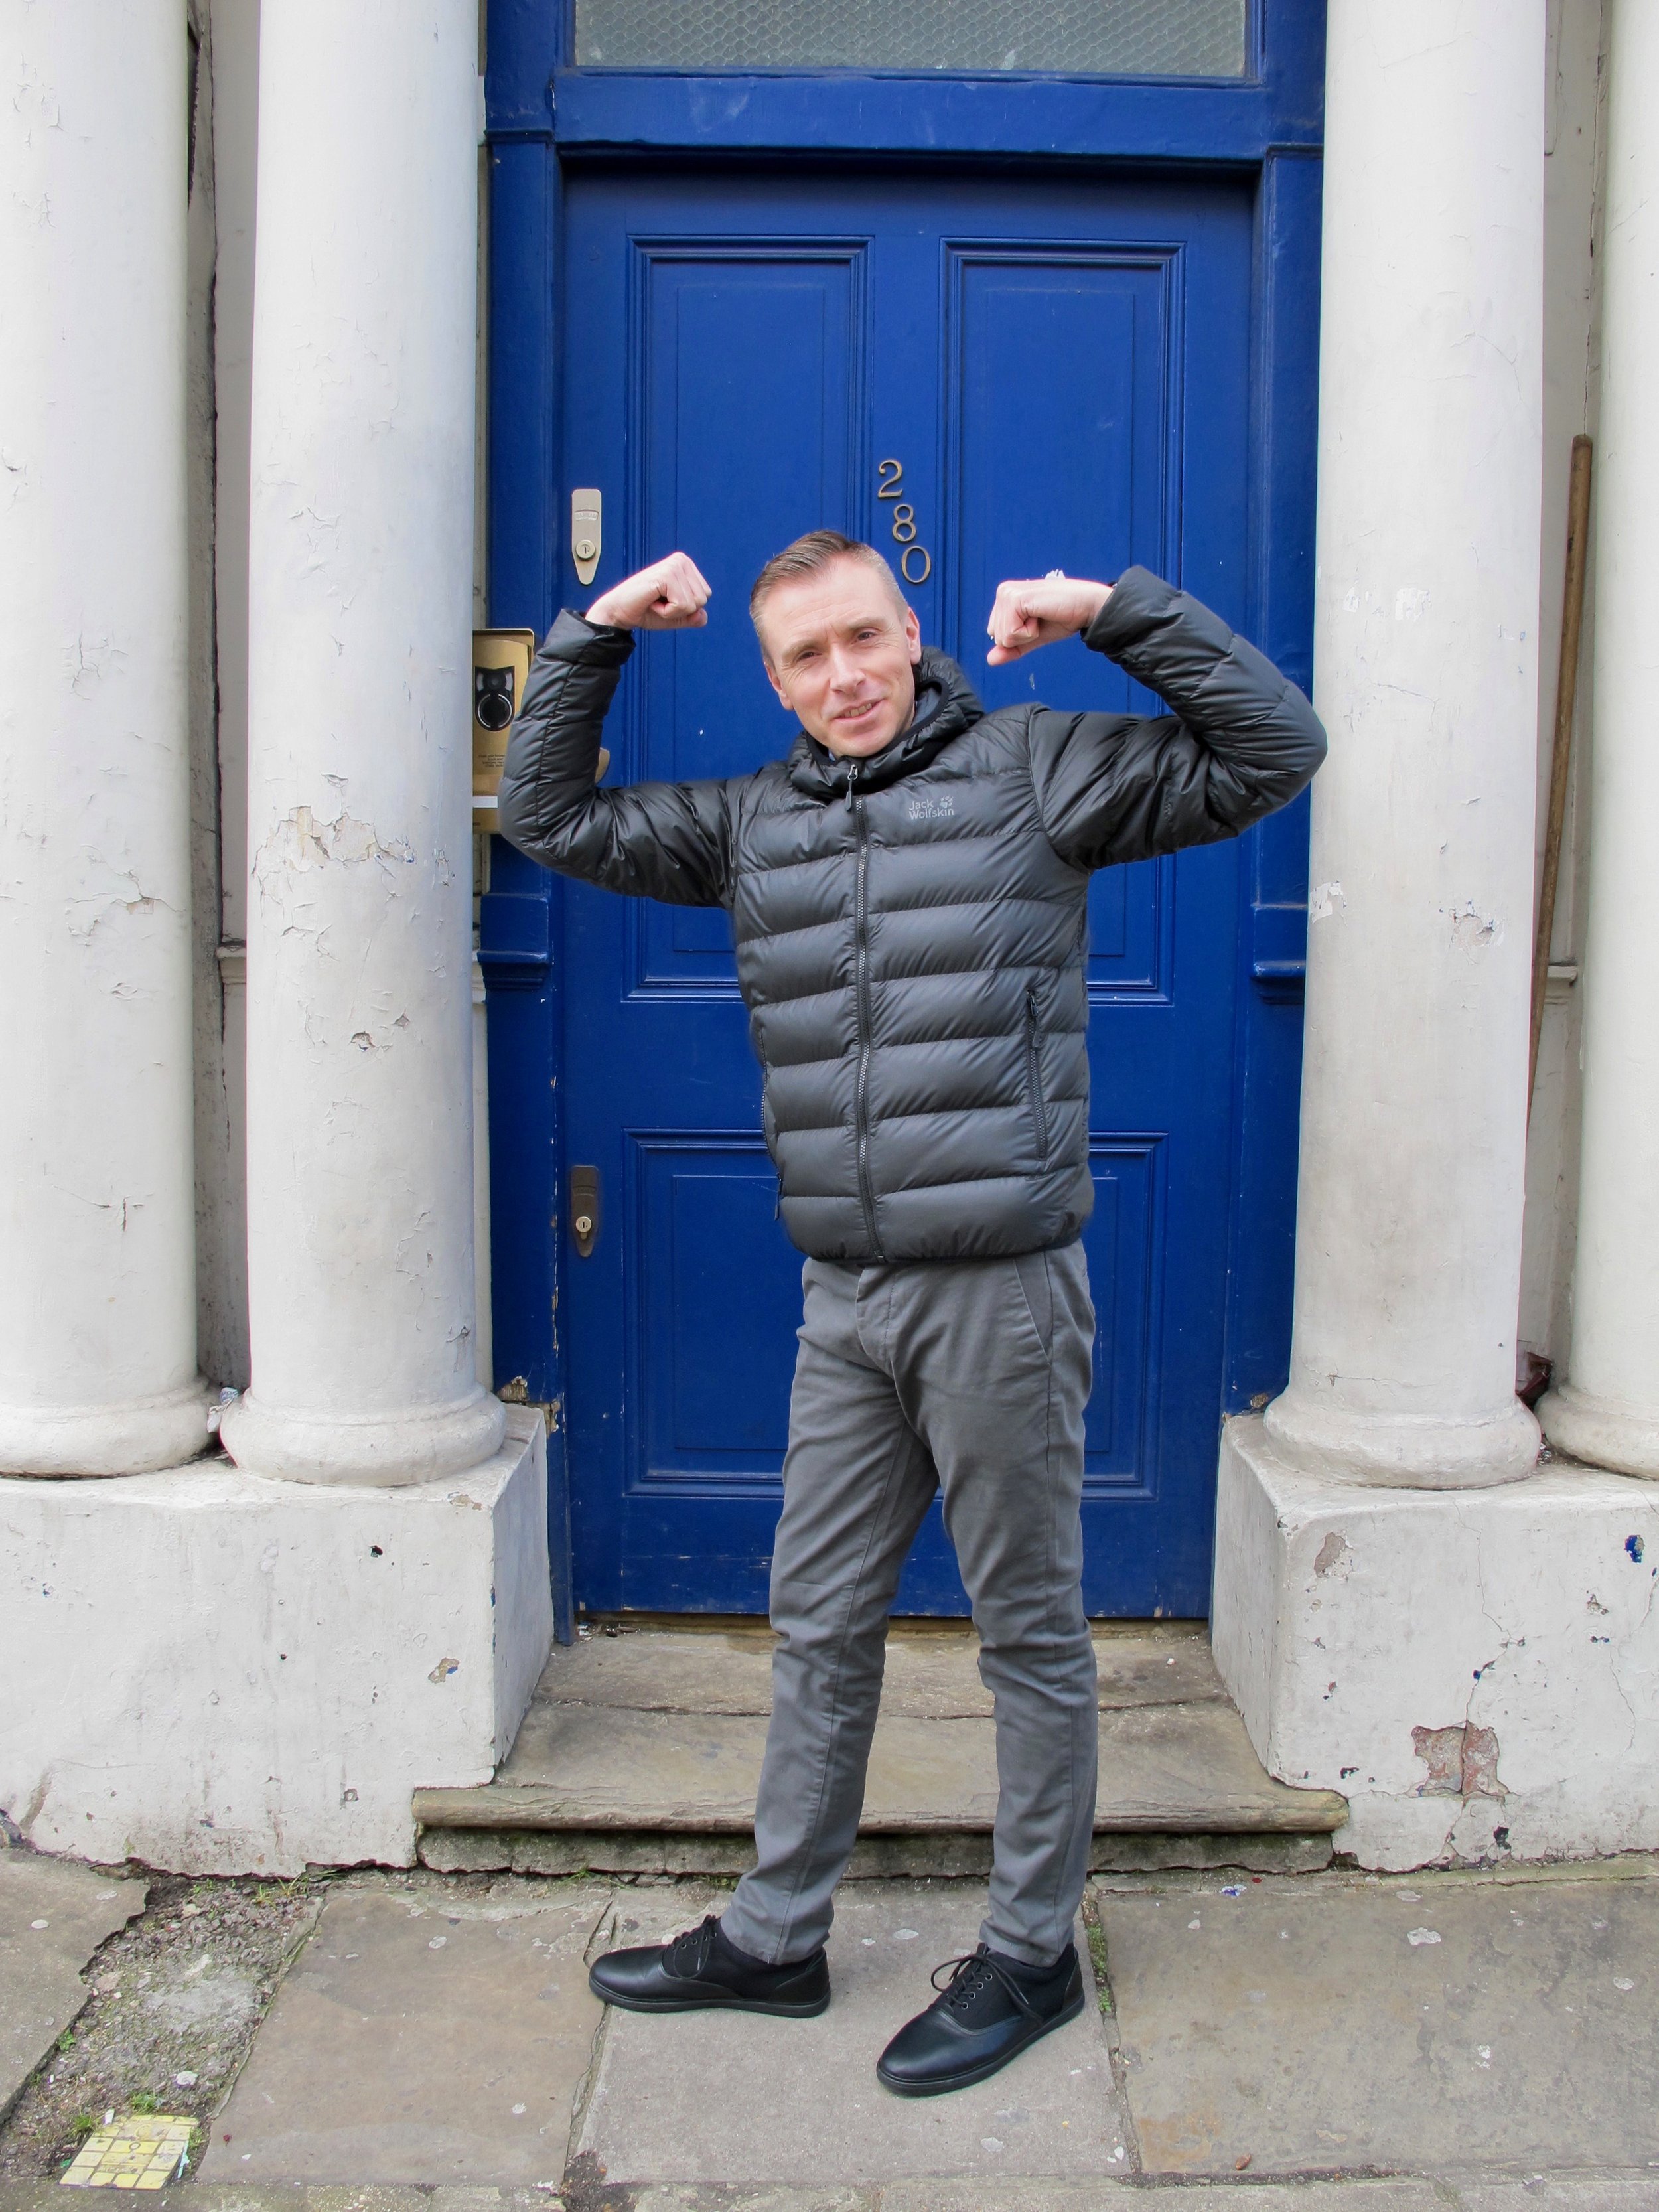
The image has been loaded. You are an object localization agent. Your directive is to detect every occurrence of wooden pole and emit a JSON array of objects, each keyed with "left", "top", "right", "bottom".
[{"left": 1528, "top": 433, "right": 1593, "bottom": 1119}]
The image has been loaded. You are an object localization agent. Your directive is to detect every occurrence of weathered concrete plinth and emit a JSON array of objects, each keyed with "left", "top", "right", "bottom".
[
  {"left": 1212, "top": 1414, "right": 1659, "bottom": 1870},
  {"left": 0, "top": 1410, "right": 551, "bottom": 1876}
]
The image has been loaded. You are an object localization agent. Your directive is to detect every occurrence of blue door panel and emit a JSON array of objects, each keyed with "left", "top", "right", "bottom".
[{"left": 557, "top": 163, "right": 1256, "bottom": 1617}]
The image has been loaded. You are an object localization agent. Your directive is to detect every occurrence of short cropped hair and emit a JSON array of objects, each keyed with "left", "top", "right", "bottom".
[{"left": 749, "top": 530, "right": 906, "bottom": 640}]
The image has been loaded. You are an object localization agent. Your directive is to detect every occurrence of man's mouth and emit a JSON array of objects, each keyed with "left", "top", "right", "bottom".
[{"left": 834, "top": 698, "right": 884, "bottom": 725}]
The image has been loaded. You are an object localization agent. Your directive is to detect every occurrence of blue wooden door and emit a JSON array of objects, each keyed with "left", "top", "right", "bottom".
[{"left": 559, "top": 163, "right": 1254, "bottom": 1617}]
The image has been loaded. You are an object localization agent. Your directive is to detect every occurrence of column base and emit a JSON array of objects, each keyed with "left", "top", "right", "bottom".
[
  {"left": 1263, "top": 1387, "right": 1541, "bottom": 1489},
  {"left": 0, "top": 1407, "right": 551, "bottom": 1873},
  {"left": 1212, "top": 1412, "right": 1659, "bottom": 1868},
  {"left": 0, "top": 1379, "right": 213, "bottom": 1477},
  {"left": 220, "top": 1383, "right": 506, "bottom": 1486},
  {"left": 1538, "top": 1384, "right": 1659, "bottom": 1480}
]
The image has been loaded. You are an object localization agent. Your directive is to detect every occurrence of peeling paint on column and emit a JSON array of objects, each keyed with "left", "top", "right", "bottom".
[
  {"left": 252, "top": 805, "right": 415, "bottom": 903},
  {"left": 1309, "top": 881, "right": 1345, "bottom": 924},
  {"left": 1443, "top": 900, "right": 1504, "bottom": 953}
]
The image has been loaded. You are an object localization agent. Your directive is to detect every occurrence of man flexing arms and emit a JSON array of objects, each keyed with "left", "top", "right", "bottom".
[{"left": 499, "top": 533, "right": 1323, "bottom": 2095}]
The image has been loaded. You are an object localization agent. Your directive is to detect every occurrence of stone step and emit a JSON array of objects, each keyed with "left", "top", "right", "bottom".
[{"left": 413, "top": 1622, "right": 1347, "bottom": 1879}]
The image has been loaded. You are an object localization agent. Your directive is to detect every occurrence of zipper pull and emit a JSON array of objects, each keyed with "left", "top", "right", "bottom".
[{"left": 845, "top": 761, "right": 859, "bottom": 810}]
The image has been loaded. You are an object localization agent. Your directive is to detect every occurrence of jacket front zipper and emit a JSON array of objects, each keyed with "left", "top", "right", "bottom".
[
  {"left": 847, "top": 763, "right": 885, "bottom": 1259},
  {"left": 1023, "top": 984, "right": 1050, "bottom": 1167}
]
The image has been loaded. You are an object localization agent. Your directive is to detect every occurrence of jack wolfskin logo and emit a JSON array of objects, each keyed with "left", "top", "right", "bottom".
[{"left": 906, "top": 793, "right": 956, "bottom": 822}]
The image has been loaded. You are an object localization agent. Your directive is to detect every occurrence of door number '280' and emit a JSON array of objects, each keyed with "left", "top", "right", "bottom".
[{"left": 877, "top": 458, "right": 932, "bottom": 585}]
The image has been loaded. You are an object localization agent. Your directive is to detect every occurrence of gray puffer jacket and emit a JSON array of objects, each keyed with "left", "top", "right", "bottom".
[{"left": 498, "top": 567, "right": 1325, "bottom": 1265}]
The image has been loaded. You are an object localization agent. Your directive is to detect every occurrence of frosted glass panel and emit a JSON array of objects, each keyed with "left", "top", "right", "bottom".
[{"left": 575, "top": 0, "right": 1249, "bottom": 78}]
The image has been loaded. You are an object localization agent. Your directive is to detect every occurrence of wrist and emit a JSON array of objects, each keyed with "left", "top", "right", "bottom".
[
  {"left": 584, "top": 594, "right": 631, "bottom": 628},
  {"left": 1075, "top": 581, "right": 1112, "bottom": 627}
]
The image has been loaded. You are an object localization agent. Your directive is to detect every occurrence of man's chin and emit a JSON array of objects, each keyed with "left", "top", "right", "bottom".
[{"left": 825, "top": 715, "right": 901, "bottom": 759}]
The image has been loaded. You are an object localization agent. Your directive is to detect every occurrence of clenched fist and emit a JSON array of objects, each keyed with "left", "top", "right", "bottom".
[
  {"left": 985, "top": 575, "right": 1112, "bottom": 665},
  {"left": 587, "top": 552, "right": 712, "bottom": 632}
]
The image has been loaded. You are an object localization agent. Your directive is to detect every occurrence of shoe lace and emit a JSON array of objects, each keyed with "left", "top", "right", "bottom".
[
  {"left": 664, "top": 1915, "right": 721, "bottom": 1978},
  {"left": 930, "top": 1946, "right": 1041, "bottom": 2021}
]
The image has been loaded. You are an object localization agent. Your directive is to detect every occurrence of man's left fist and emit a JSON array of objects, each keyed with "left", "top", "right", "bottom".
[{"left": 986, "top": 575, "right": 1112, "bottom": 666}]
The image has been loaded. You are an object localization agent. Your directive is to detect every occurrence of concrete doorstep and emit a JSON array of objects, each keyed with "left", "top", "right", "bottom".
[{"left": 413, "top": 1624, "right": 1346, "bottom": 1879}]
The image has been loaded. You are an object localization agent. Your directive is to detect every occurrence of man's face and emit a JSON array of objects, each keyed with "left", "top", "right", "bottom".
[{"left": 757, "top": 557, "right": 922, "bottom": 758}]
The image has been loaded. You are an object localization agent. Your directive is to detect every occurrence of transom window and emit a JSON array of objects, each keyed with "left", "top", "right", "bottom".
[{"left": 573, "top": 0, "right": 1250, "bottom": 79}]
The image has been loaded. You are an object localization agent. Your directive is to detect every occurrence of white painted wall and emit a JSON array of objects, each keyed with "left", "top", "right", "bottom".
[
  {"left": 1518, "top": 0, "right": 1608, "bottom": 1381},
  {"left": 1538, "top": 0, "right": 1659, "bottom": 1479},
  {"left": 193, "top": 0, "right": 261, "bottom": 1393}
]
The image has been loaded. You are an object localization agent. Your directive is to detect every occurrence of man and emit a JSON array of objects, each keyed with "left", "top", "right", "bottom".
[{"left": 498, "top": 533, "right": 1324, "bottom": 2096}]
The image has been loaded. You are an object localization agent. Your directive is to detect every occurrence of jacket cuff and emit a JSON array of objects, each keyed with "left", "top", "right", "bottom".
[
  {"left": 539, "top": 608, "right": 636, "bottom": 666},
  {"left": 1081, "top": 565, "right": 1179, "bottom": 659}
]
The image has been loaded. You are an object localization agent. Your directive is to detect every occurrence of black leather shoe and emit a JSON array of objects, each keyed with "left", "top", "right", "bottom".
[
  {"left": 877, "top": 1941, "right": 1085, "bottom": 2097},
  {"left": 587, "top": 1913, "right": 830, "bottom": 2017}
]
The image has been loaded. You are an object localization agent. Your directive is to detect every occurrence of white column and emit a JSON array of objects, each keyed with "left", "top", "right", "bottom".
[
  {"left": 1263, "top": 1, "right": 1544, "bottom": 1488},
  {"left": 1540, "top": 0, "right": 1659, "bottom": 1481},
  {"left": 0, "top": 6, "right": 210, "bottom": 1475},
  {"left": 220, "top": 2, "right": 504, "bottom": 1485}
]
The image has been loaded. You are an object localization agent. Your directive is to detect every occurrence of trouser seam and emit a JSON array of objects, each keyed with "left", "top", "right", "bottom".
[
  {"left": 765, "top": 1402, "right": 919, "bottom": 1960},
  {"left": 1038, "top": 1248, "right": 1076, "bottom": 1960}
]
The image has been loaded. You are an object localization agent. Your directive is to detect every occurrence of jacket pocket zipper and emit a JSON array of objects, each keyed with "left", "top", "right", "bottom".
[{"left": 1023, "top": 984, "right": 1050, "bottom": 1167}]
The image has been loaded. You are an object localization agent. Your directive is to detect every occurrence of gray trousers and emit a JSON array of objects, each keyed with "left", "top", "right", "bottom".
[{"left": 720, "top": 1245, "right": 1098, "bottom": 1970}]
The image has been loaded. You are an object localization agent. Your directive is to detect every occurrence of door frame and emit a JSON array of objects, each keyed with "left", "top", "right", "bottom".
[{"left": 478, "top": 0, "right": 1325, "bottom": 1635}]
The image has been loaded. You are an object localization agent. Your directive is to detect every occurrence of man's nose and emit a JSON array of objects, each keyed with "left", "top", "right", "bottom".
[{"left": 825, "top": 646, "right": 867, "bottom": 692}]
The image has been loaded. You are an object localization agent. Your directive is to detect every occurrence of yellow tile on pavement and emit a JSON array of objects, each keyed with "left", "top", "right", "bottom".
[{"left": 60, "top": 2114, "right": 194, "bottom": 2189}]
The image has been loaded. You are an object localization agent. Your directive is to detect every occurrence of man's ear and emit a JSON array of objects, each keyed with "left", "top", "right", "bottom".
[
  {"left": 761, "top": 652, "right": 790, "bottom": 711},
  {"left": 903, "top": 603, "right": 922, "bottom": 664}
]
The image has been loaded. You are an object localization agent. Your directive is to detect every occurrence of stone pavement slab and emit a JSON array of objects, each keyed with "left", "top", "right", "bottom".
[
  {"left": 0, "top": 1850, "right": 146, "bottom": 2118},
  {"left": 1096, "top": 1866, "right": 1659, "bottom": 2175},
  {"left": 199, "top": 1879, "right": 612, "bottom": 2185},
  {"left": 576, "top": 1880, "right": 1125, "bottom": 2189}
]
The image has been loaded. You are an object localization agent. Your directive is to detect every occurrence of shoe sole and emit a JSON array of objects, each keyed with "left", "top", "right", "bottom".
[
  {"left": 875, "top": 1989, "right": 1087, "bottom": 2098},
  {"left": 587, "top": 1969, "right": 830, "bottom": 2019}
]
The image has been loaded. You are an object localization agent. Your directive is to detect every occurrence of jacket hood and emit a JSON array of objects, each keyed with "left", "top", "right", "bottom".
[{"left": 786, "top": 646, "right": 985, "bottom": 801}]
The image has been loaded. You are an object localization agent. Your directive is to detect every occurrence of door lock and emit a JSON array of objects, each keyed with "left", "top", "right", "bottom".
[
  {"left": 570, "top": 1165, "right": 601, "bottom": 1258},
  {"left": 571, "top": 488, "right": 602, "bottom": 588}
]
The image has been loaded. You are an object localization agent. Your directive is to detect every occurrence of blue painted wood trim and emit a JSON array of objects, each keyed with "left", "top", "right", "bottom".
[
  {"left": 1223, "top": 135, "right": 1323, "bottom": 1416},
  {"left": 548, "top": 74, "right": 1317, "bottom": 160},
  {"left": 481, "top": 127, "right": 575, "bottom": 1641},
  {"left": 486, "top": 0, "right": 563, "bottom": 136},
  {"left": 488, "top": 0, "right": 1323, "bottom": 157}
]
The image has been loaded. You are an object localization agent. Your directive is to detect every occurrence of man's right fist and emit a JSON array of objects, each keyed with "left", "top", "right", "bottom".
[{"left": 587, "top": 553, "right": 711, "bottom": 632}]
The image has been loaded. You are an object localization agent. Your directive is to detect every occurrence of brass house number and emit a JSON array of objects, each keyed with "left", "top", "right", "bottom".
[{"left": 877, "top": 458, "right": 932, "bottom": 585}]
